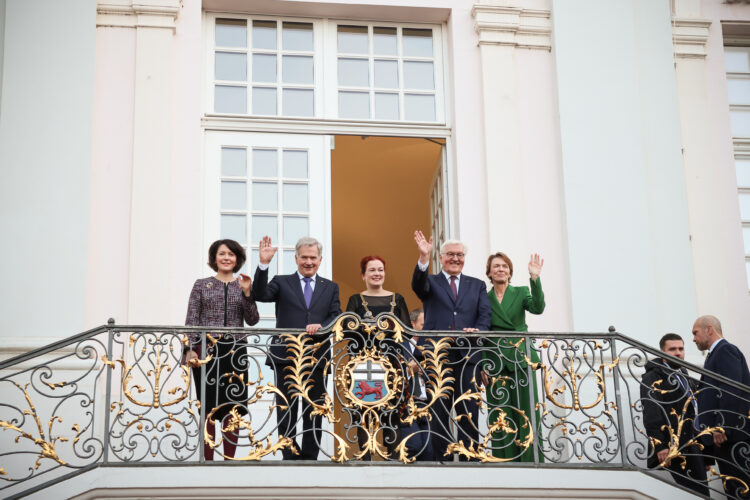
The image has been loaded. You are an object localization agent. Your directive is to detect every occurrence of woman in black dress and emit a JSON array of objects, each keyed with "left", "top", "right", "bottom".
[
  {"left": 184, "top": 239, "right": 259, "bottom": 460},
  {"left": 345, "top": 255, "right": 411, "bottom": 459}
]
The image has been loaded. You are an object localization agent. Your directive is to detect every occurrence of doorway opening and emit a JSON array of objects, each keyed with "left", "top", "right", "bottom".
[{"left": 331, "top": 135, "right": 445, "bottom": 313}]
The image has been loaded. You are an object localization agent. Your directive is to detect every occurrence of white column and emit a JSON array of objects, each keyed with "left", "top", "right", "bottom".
[
  {"left": 472, "top": 0, "right": 572, "bottom": 331},
  {"left": 93, "top": 0, "right": 180, "bottom": 324},
  {"left": 672, "top": 0, "right": 750, "bottom": 355}
]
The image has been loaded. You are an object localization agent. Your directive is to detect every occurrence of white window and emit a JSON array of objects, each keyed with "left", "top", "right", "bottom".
[
  {"left": 725, "top": 45, "right": 750, "bottom": 288},
  {"left": 207, "top": 14, "right": 445, "bottom": 123},
  {"left": 334, "top": 24, "right": 440, "bottom": 121},
  {"left": 204, "top": 132, "right": 332, "bottom": 325}
]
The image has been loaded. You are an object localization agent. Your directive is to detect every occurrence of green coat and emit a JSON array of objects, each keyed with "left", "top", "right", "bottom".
[{"left": 483, "top": 278, "right": 545, "bottom": 462}]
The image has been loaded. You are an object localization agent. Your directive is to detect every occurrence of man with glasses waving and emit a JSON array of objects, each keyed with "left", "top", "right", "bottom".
[{"left": 410, "top": 230, "right": 491, "bottom": 461}]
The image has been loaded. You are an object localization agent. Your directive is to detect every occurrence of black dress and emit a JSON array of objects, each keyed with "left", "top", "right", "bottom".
[{"left": 345, "top": 293, "right": 411, "bottom": 459}]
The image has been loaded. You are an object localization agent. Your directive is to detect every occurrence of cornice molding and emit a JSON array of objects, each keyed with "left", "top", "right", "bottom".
[
  {"left": 471, "top": 1, "right": 551, "bottom": 51},
  {"left": 97, "top": 0, "right": 180, "bottom": 30},
  {"left": 672, "top": 17, "right": 711, "bottom": 59}
]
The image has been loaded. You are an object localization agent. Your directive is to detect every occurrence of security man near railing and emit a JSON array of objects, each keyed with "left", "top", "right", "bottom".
[
  {"left": 640, "top": 333, "right": 709, "bottom": 496},
  {"left": 692, "top": 315, "right": 750, "bottom": 499},
  {"left": 411, "top": 231, "right": 491, "bottom": 461},
  {"left": 252, "top": 236, "right": 341, "bottom": 461}
]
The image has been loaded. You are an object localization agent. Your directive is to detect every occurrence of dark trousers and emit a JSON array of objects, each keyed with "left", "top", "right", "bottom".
[
  {"left": 274, "top": 364, "right": 326, "bottom": 460},
  {"left": 400, "top": 412, "right": 433, "bottom": 461},
  {"left": 429, "top": 360, "right": 480, "bottom": 461},
  {"left": 715, "top": 439, "right": 750, "bottom": 498},
  {"left": 663, "top": 448, "right": 709, "bottom": 497}
]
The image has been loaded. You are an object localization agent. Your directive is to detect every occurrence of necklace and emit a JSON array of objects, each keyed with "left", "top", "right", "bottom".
[{"left": 359, "top": 293, "right": 396, "bottom": 319}]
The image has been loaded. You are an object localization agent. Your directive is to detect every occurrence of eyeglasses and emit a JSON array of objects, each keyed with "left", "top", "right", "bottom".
[{"left": 443, "top": 252, "right": 465, "bottom": 259}]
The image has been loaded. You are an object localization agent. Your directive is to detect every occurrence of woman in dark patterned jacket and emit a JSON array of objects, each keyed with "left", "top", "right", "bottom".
[{"left": 184, "top": 239, "right": 259, "bottom": 460}]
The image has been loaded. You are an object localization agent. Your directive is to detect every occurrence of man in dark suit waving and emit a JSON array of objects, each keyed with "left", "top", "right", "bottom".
[
  {"left": 693, "top": 314, "right": 750, "bottom": 498},
  {"left": 411, "top": 230, "right": 491, "bottom": 461},
  {"left": 252, "top": 236, "right": 341, "bottom": 461}
]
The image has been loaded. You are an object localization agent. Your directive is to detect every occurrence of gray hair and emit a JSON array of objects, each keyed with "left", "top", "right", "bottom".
[
  {"left": 440, "top": 239, "right": 467, "bottom": 255},
  {"left": 295, "top": 237, "right": 323, "bottom": 256}
]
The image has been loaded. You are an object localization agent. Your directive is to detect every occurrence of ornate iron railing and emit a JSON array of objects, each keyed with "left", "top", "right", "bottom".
[{"left": 1, "top": 313, "right": 748, "bottom": 499}]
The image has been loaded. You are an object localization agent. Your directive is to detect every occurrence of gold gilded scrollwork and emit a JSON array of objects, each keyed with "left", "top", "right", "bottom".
[
  {"left": 0, "top": 382, "right": 76, "bottom": 475},
  {"left": 281, "top": 333, "right": 338, "bottom": 423},
  {"left": 102, "top": 339, "right": 194, "bottom": 410},
  {"left": 541, "top": 351, "right": 619, "bottom": 411},
  {"left": 337, "top": 346, "right": 402, "bottom": 460}
]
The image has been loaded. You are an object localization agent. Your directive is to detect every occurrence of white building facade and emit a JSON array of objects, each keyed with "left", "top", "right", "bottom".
[{"left": 0, "top": 0, "right": 749, "bottom": 495}]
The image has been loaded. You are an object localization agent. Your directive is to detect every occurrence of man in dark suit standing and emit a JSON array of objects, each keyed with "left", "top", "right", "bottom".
[
  {"left": 693, "top": 315, "right": 750, "bottom": 498},
  {"left": 640, "top": 333, "right": 709, "bottom": 496},
  {"left": 252, "top": 236, "right": 341, "bottom": 461},
  {"left": 411, "top": 230, "right": 491, "bottom": 461}
]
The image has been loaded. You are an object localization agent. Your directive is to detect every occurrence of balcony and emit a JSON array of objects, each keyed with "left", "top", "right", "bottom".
[{"left": 1, "top": 313, "right": 748, "bottom": 499}]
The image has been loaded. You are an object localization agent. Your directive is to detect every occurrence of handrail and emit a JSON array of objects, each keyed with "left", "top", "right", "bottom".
[{"left": 0, "top": 312, "right": 748, "bottom": 499}]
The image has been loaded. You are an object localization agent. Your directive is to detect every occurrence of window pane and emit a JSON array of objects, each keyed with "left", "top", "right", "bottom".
[
  {"left": 373, "top": 27, "right": 397, "bottom": 55},
  {"left": 222, "top": 147, "right": 246, "bottom": 176},
  {"left": 282, "top": 88, "right": 314, "bottom": 117},
  {"left": 404, "top": 61, "right": 434, "bottom": 90},
  {"left": 730, "top": 109, "right": 750, "bottom": 137},
  {"left": 375, "top": 93, "right": 399, "bottom": 120},
  {"left": 338, "top": 25, "right": 368, "bottom": 54},
  {"left": 283, "top": 250, "right": 296, "bottom": 275},
  {"left": 283, "top": 150, "right": 308, "bottom": 178},
  {"left": 283, "top": 55, "right": 314, "bottom": 84},
  {"left": 215, "top": 85, "right": 247, "bottom": 113},
  {"left": 374, "top": 60, "right": 398, "bottom": 88},
  {"left": 253, "top": 149, "right": 278, "bottom": 177},
  {"left": 404, "top": 94, "right": 435, "bottom": 121},
  {"left": 339, "top": 91, "right": 370, "bottom": 119},
  {"left": 725, "top": 47, "right": 750, "bottom": 73},
  {"left": 737, "top": 159, "right": 750, "bottom": 187},
  {"left": 222, "top": 214, "right": 246, "bottom": 241},
  {"left": 338, "top": 58, "right": 369, "bottom": 87},
  {"left": 283, "top": 216, "right": 309, "bottom": 245},
  {"left": 251, "top": 249, "right": 278, "bottom": 277},
  {"left": 216, "top": 19, "right": 247, "bottom": 48},
  {"left": 727, "top": 75, "right": 750, "bottom": 105},
  {"left": 252, "top": 215, "right": 278, "bottom": 242},
  {"left": 403, "top": 28, "right": 433, "bottom": 57},
  {"left": 740, "top": 193, "right": 750, "bottom": 220},
  {"left": 743, "top": 227, "right": 750, "bottom": 254},
  {"left": 252, "top": 54, "right": 276, "bottom": 83},
  {"left": 222, "top": 181, "right": 247, "bottom": 209},
  {"left": 282, "top": 22, "right": 313, "bottom": 51},
  {"left": 252, "top": 182, "right": 278, "bottom": 210},
  {"left": 252, "top": 87, "right": 277, "bottom": 115},
  {"left": 253, "top": 20, "right": 277, "bottom": 50},
  {"left": 216, "top": 52, "right": 247, "bottom": 81},
  {"left": 283, "top": 183, "right": 308, "bottom": 211}
]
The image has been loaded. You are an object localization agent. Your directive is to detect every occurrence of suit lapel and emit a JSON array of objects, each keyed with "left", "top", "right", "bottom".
[
  {"left": 436, "top": 273, "right": 456, "bottom": 304},
  {"left": 501, "top": 286, "right": 521, "bottom": 313},
  {"left": 308, "top": 276, "right": 326, "bottom": 310},
  {"left": 288, "top": 273, "right": 307, "bottom": 309},
  {"left": 455, "top": 275, "right": 469, "bottom": 307}
]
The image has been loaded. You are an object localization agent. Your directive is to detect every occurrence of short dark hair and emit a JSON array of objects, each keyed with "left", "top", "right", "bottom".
[
  {"left": 207, "top": 239, "right": 246, "bottom": 273},
  {"left": 360, "top": 255, "right": 386, "bottom": 275},
  {"left": 659, "top": 332, "right": 683, "bottom": 350}
]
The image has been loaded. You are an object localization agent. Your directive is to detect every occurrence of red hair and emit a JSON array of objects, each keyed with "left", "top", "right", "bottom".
[{"left": 360, "top": 255, "right": 386, "bottom": 275}]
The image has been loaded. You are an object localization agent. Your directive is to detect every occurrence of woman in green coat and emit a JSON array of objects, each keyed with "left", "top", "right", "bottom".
[{"left": 482, "top": 252, "right": 545, "bottom": 462}]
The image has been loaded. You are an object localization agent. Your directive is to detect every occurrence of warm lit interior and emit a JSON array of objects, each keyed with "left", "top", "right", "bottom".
[{"left": 331, "top": 135, "right": 443, "bottom": 315}]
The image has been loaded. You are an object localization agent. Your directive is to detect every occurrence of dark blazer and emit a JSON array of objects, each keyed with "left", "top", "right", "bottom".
[
  {"left": 411, "top": 265, "right": 491, "bottom": 363},
  {"left": 252, "top": 268, "right": 341, "bottom": 368},
  {"left": 641, "top": 359, "right": 701, "bottom": 468},
  {"left": 698, "top": 338, "right": 750, "bottom": 442}
]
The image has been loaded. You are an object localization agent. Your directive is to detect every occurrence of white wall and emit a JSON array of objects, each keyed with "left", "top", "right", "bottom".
[
  {"left": 0, "top": 0, "right": 96, "bottom": 343},
  {"left": 553, "top": 0, "right": 698, "bottom": 348}
]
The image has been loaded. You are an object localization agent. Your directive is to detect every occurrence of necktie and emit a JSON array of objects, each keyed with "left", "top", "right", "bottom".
[
  {"left": 449, "top": 275, "right": 458, "bottom": 300},
  {"left": 676, "top": 372, "right": 700, "bottom": 425},
  {"left": 303, "top": 277, "right": 313, "bottom": 308}
]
